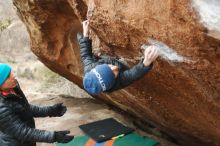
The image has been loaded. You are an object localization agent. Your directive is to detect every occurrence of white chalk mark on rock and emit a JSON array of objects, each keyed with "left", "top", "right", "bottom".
[
  {"left": 192, "top": 0, "right": 220, "bottom": 40},
  {"left": 141, "top": 39, "right": 192, "bottom": 63}
]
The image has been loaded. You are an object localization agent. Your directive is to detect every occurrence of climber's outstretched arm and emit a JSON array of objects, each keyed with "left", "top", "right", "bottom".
[
  {"left": 77, "top": 20, "right": 96, "bottom": 73},
  {"left": 109, "top": 45, "right": 159, "bottom": 91}
]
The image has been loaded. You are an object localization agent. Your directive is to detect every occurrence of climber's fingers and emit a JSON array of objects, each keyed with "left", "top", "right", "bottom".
[
  {"left": 145, "top": 45, "right": 159, "bottom": 61},
  {"left": 148, "top": 46, "right": 156, "bottom": 59},
  {"left": 150, "top": 46, "right": 157, "bottom": 58},
  {"left": 151, "top": 47, "right": 159, "bottom": 60},
  {"left": 145, "top": 45, "right": 154, "bottom": 58},
  {"left": 82, "top": 20, "right": 90, "bottom": 37},
  {"left": 82, "top": 20, "right": 89, "bottom": 26}
]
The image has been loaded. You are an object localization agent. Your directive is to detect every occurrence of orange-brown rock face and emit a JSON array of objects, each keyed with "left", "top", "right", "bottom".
[{"left": 13, "top": 0, "right": 220, "bottom": 145}]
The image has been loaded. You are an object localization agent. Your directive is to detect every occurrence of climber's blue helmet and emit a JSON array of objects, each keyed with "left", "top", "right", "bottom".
[
  {"left": 0, "top": 63, "right": 11, "bottom": 86},
  {"left": 83, "top": 64, "right": 116, "bottom": 94}
]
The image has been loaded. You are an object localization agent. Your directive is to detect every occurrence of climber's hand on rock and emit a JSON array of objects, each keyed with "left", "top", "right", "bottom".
[
  {"left": 82, "top": 20, "right": 89, "bottom": 37},
  {"left": 143, "top": 45, "right": 159, "bottom": 66}
]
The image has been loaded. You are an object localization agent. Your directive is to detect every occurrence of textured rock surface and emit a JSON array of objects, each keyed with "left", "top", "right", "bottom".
[
  {"left": 192, "top": 0, "right": 220, "bottom": 40},
  {"left": 13, "top": 0, "right": 220, "bottom": 145}
]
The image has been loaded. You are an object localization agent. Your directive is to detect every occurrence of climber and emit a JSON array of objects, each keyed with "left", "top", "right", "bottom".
[
  {"left": 0, "top": 63, "right": 74, "bottom": 146},
  {"left": 77, "top": 20, "right": 159, "bottom": 94}
]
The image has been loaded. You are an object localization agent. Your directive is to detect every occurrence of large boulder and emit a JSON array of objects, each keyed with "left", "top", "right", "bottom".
[{"left": 13, "top": 0, "right": 220, "bottom": 145}]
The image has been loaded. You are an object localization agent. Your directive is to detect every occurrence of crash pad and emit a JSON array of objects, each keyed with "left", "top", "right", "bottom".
[
  {"left": 56, "top": 136, "right": 89, "bottom": 146},
  {"left": 113, "top": 133, "right": 159, "bottom": 146},
  {"left": 79, "top": 118, "right": 134, "bottom": 142},
  {"left": 56, "top": 133, "right": 159, "bottom": 146}
]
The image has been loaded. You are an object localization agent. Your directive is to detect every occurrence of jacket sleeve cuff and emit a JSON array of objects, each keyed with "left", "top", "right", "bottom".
[
  {"left": 84, "top": 37, "right": 91, "bottom": 41},
  {"left": 77, "top": 32, "right": 92, "bottom": 42},
  {"left": 139, "top": 58, "right": 153, "bottom": 72},
  {"left": 47, "top": 131, "right": 55, "bottom": 143}
]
